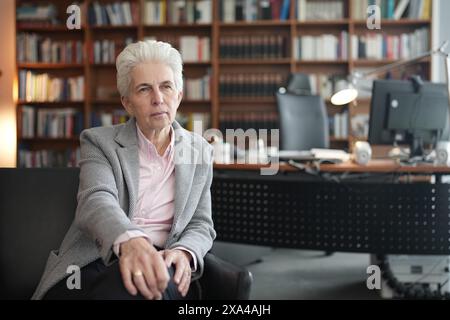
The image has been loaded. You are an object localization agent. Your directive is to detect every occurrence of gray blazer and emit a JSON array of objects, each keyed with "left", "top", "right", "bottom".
[{"left": 32, "top": 118, "right": 216, "bottom": 299}]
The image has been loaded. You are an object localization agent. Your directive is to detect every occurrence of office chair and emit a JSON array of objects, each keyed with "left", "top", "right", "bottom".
[
  {"left": 276, "top": 91, "right": 329, "bottom": 150},
  {"left": 286, "top": 73, "right": 312, "bottom": 95}
]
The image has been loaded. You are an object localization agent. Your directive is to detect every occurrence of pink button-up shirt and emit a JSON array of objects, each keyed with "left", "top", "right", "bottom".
[{"left": 113, "top": 124, "right": 196, "bottom": 270}]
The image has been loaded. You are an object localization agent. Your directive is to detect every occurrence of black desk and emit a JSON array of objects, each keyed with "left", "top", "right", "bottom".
[{"left": 212, "top": 161, "right": 450, "bottom": 255}]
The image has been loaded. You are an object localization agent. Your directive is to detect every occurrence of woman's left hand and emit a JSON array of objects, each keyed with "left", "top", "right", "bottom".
[{"left": 160, "top": 249, "right": 192, "bottom": 297}]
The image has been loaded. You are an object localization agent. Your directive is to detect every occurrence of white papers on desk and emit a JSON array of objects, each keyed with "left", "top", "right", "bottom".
[
  {"left": 310, "top": 148, "right": 351, "bottom": 163},
  {"left": 273, "top": 148, "right": 350, "bottom": 163},
  {"left": 276, "top": 150, "right": 315, "bottom": 161}
]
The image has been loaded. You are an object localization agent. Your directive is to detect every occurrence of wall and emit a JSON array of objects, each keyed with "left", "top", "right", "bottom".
[{"left": 0, "top": 0, "right": 16, "bottom": 167}]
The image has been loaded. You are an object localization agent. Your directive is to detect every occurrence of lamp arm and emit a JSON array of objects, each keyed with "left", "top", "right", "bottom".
[
  {"left": 357, "top": 41, "right": 449, "bottom": 79},
  {"left": 445, "top": 55, "right": 450, "bottom": 113}
]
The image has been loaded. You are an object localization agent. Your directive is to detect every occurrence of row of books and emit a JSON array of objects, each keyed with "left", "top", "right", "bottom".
[
  {"left": 147, "top": 35, "right": 211, "bottom": 62},
  {"left": 91, "top": 110, "right": 130, "bottom": 127},
  {"left": 21, "top": 106, "right": 84, "bottom": 139},
  {"left": 308, "top": 74, "right": 347, "bottom": 100},
  {"left": 89, "top": 38, "right": 134, "bottom": 64},
  {"left": 176, "top": 112, "right": 211, "bottom": 133},
  {"left": 219, "top": 35, "right": 287, "bottom": 59},
  {"left": 296, "top": 0, "right": 344, "bottom": 21},
  {"left": 88, "top": 1, "right": 138, "bottom": 26},
  {"left": 219, "top": 73, "right": 284, "bottom": 97},
  {"left": 16, "top": 3, "right": 57, "bottom": 23},
  {"left": 219, "top": 112, "right": 279, "bottom": 132},
  {"left": 351, "top": 28, "right": 428, "bottom": 60},
  {"left": 351, "top": 114, "right": 370, "bottom": 139},
  {"left": 293, "top": 31, "right": 349, "bottom": 60},
  {"left": 329, "top": 111, "right": 349, "bottom": 139},
  {"left": 19, "top": 71, "right": 84, "bottom": 102},
  {"left": 19, "top": 148, "right": 81, "bottom": 168},
  {"left": 184, "top": 74, "right": 211, "bottom": 100},
  {"left": 145, "top": 0, "right": 212, "bottom": 25},
  {"left": 179, "top": 36, "right": 211, "bottom": 62},
  {"left": 352, "top": 0, "right": 431, "bottom": 20},
  {"left": 17, "top": 34, "right": 83, "bottom": 64},
  {"left": 220, "top": 0, "right": 291, "bottom": 22}
]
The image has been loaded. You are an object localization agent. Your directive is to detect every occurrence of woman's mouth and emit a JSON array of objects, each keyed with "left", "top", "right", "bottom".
[{"left": 151, "top": 112, "right": 168, "bottom": 117}]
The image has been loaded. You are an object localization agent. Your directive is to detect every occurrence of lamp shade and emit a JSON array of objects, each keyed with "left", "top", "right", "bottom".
[{"left": 331, "top": 86, "right": 358, "bottom": 106}]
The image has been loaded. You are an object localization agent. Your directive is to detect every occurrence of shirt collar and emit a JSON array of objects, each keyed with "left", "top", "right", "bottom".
[{"left": 136, "top": 124, "right": 174, "bottom": 160}]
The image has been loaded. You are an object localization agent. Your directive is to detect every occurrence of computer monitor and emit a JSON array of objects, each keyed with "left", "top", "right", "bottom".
[{"left": 368, "top": 79, "right": 450, "bottom": 158}]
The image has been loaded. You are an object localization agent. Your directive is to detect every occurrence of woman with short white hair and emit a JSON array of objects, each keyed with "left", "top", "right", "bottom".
[{"left": 33, "top": 40, "right": 216, "bottom": 300}]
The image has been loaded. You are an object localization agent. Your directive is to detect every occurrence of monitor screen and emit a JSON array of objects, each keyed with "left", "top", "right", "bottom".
[{"left": 368, "top": 79, "right": 450, "bottom": 155}]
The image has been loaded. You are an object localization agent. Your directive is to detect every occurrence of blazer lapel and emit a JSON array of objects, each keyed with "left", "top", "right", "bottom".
[
  {"left": 115, "top": 118, "right": 140, "bottom": 218},
  {"left": 173, "top": 121, "right": 199, "bottom": 229}
]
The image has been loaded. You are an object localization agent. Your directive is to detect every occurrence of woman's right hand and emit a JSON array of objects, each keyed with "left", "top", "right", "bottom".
[{"left": 119, "top": 237, "right": 170, "bottom": 300}]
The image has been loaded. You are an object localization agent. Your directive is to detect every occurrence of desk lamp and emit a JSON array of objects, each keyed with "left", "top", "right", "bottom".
[{"left": 331, "top": 41, "right": 450, "bottom": 108}]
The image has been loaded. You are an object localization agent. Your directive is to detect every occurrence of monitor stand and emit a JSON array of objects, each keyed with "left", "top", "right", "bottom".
[{"left": 387, "top": 143, "right": 409, "bottom": 161}]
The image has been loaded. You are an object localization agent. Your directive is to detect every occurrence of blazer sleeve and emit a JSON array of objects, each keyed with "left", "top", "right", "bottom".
[
  {"left": 74, "top": 129, "right": 145, "bottom": 265},
  {"left": 168, "top": 144, "right": 217, "bottom": 280}
]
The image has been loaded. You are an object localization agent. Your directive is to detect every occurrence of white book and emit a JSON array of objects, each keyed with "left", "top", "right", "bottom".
[
  {"left": 394, "top": 0, "right": 410, "bottom": 20},
  {"left": 223, "top": 0, "right": 235, "bottom": 22},
  {"left": 105, "top": 4, "right": 117, "bottom": 25},
  {"left": 196, "top": 0, "right": 211, "bottom": 23},
  {"left": 121, "top": 2, "right": 132, "bottom": 25},
  {"left": 101, "top": 113, "right": 113, "bottom": 126},
  {"left": 334, "top": 113, "right": 341, "bottom": 138},
  {"left": 180, "top": 36, "right": 198, "bottom": 62}
]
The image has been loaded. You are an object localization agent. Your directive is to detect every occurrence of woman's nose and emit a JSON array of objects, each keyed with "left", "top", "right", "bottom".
[{"left": 151, "top": 88, "right": 163, "bottom": 105}]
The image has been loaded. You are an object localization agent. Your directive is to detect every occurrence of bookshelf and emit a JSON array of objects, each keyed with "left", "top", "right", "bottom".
[{"left": 15, "top": 0, "right": 434, "bottom": 167}]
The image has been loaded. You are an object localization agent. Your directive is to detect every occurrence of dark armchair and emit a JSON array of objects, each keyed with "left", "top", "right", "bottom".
[{"left": 0, "top": 168, "right": 252, "bottom": 300}]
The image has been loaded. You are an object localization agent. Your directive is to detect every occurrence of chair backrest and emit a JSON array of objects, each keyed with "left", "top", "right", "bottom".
[
  {"left": 286, "top": 73, "right": 312, "bottom": 95},
  {"left": 276, "top": 92, "right": 330, "bottom": 150},
  {"left": 0, "top": 168, "right": 79, "bottom": 299}
]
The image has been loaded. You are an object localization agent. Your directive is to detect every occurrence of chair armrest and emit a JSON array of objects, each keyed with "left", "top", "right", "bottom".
[{"left": 198, "top": 252, "right": 253, "bottom": 300}]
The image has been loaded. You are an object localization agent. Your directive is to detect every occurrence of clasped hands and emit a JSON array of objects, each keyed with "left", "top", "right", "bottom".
[{"left": 119, "top": 237, "right": 192, "bottom": 300}]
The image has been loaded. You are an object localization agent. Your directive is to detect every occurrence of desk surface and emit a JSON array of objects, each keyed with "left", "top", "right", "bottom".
[{"left": 214, "top": 160, "right": 450, "bottom": 174}]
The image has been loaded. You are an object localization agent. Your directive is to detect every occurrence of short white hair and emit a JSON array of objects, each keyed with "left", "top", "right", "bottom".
[{"left": 116, "top": 40, "right": 183, "bottom": 97}]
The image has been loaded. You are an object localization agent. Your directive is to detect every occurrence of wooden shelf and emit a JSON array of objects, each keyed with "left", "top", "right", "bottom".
[
  {"left": 219, "top": 20, "right": 291, "bottom": 27},
  {"left": 92, "top": 100, "right": 121, "bottom": 105},
  {"left": 18, "top": 63, "right": 84, "bottom": 69},
  {"left": 144, "top": 23, "right": 212, "bottom": 29},
  {"left": 90, "top": 25, "right": 138, "bottom": 31},
  {"left": 353, "top": 58, "right": 431, "bottom": 66},
  {"left": 182, "top": 100, "right": 211, "bottom": 104},
  {"left": 296, "top": 60, "right": 349, "bottom": 65},
  {"left": 17, "top": 101, "right": 84, "bottom": 107},
  {"left": 296, "top": 19, "right": 350, "bottom": 26},
  {"left": 17, "top": 25, "right": 85, "bottom": 32},
  {"left": 90, "top": 63, "right": 116, "bottom": 68},
  {"left": 352, "top": 19, "right": 431, "bottom": 26}
]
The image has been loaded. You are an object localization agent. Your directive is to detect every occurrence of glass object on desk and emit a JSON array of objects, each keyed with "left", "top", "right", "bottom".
[
  {"left": 212, "top": 137, "right": 231, "bottom": 164},
  {"left": 246, "top": 138, "right": 269, "bottom": 164}
]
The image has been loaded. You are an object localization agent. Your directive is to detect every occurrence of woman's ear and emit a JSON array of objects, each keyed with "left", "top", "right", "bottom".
[{"left": 121, "top": 96, "right": 133, "bottom": 116}]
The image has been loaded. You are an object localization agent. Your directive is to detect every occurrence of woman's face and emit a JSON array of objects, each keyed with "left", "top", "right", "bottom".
[{"left": 121, "top": 62, "right": 182, "bottom": 132}]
